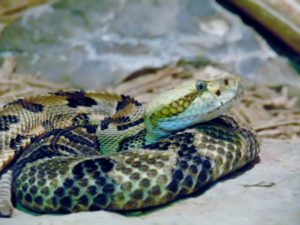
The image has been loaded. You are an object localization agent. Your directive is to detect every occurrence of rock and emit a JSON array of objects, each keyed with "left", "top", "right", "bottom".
[{"left": 0, "top": 0, "right": 299, "bottom": 88}]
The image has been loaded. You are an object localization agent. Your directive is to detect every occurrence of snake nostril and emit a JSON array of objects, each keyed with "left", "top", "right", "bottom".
[{"left": 215, "top": 90, "right": 221, "bottom": 96}]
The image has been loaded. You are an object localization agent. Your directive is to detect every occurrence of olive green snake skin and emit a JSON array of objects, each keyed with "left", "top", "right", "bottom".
[{"left": 0, "top": 73, "right": 260, "bottom": 217}]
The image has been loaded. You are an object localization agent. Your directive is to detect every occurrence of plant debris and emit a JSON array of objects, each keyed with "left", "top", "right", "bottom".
[
  {"left": 1, "top": 57, "right": 299, "bottom": 141},
  {"left": 0, "top": 57, "right": 70, "bottom": 106}
]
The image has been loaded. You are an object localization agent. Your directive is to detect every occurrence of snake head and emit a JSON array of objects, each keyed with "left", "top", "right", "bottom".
[{"left": 144, "top": 73, "right": 242, "bottom": 144}]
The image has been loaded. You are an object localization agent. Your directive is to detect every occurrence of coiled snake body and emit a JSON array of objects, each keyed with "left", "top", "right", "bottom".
[{"left": 0, "top": 73, "right": 260, "bottom": 217}]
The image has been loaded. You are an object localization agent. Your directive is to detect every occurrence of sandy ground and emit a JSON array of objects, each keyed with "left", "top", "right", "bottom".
[{"left": 1, "top": 140, "right": 299, "bottom": 225}]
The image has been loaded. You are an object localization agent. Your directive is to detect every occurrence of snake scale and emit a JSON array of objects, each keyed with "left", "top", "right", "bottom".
[{"left": 0, "top": 73, "right": 260, "bottom": 217}]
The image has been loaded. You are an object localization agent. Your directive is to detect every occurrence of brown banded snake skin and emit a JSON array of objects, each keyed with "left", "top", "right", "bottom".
[{"left": 0, "top": 73, "right": 260, "bottom": 217}]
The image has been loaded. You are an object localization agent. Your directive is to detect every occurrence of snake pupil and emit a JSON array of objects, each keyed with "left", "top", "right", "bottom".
[{"left": 196, "top": 81, "right": 206, "bottom": 91}]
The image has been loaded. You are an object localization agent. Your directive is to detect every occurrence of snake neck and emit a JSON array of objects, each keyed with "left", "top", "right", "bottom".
[
  {"left": 96, "top": 103, "right": 151, "bottom": 155},
  {"left": 96, "top": 108, "right": 173, "bottom": 155}
]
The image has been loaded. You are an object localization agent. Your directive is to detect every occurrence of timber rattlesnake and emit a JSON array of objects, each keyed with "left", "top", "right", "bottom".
[{"left": 0, "top": 73, "right": 260, "bottom": 217}]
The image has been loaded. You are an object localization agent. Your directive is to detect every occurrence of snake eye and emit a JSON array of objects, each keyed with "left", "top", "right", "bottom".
[{"left": 196, "top": 81, "right": 206, "bottom": 91}]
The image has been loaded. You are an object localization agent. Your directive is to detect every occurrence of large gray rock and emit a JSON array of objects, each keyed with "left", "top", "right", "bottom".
[{"left": 0, "top": 0, "right": 299, "bottom": 88}]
